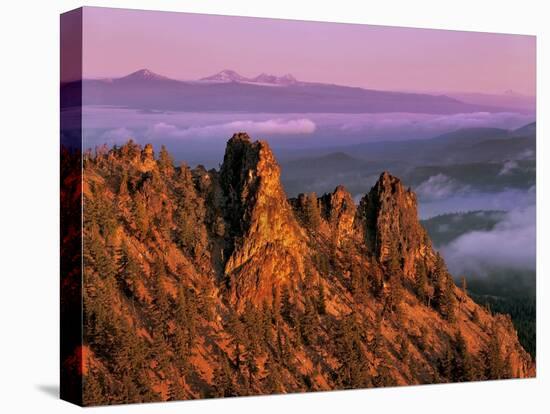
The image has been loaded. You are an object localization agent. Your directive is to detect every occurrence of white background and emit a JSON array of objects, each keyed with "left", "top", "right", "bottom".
[{"left": 0, "top": 0, "right": 548, "bottom": 412}]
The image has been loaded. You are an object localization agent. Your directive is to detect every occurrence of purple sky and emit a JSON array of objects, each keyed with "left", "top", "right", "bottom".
[{"left": 82, "top": 6, "right": 536, "bottom": 96}]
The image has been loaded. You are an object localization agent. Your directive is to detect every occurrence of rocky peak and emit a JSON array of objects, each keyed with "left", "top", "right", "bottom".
[
  {"left": 115, "top": 140, "right": 142, "bottom": 164},
  {"left": 220, "top": 133, "right": 275, "bottom": 232},
  {"left": 139, "top": 144, "right": 157, "bottom": 171},
  {"left": 200, "top": 69, "right": 249, "bottom": 83},
  {"left": 142, "top": 143, "right": 154, "bottom": 159},
  {"left": 119, "top": 68, "right": 171, "bottom": 82},
  {"left": 357, "top": 172, "right": 432, "bottom": 278},
  {"left": 219, "top": 133, "right": 305, "bottom": 308},
  {"left": 94, "top": 141, "right": 158, "bottom": 173},
  {"left": 252, "top": 73, "right": 298, "bottom": 85},
  {"left": 319, "top": 185, "right": 356, "bottom": 245}
]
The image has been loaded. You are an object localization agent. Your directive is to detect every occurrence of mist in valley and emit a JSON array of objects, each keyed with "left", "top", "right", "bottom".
[{"left": 80, "top": 104, "right": 536, "bottom": 305}]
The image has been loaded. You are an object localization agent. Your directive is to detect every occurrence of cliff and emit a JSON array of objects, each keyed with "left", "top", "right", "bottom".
[
  {"left": 77, "top": 134, "right": 534, "bottom": 405},
  {"left": 219, "top": 133, "right": 306, "bottom": 309}
]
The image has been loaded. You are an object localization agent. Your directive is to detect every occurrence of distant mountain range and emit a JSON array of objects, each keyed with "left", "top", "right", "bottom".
[
  {"left": 447, "top": 91, "right": 535, "bottom": 113},
  {"left": 334, "top": 124, "right": 536, "bottom": 165},
  {"left": 66, "top": 68, "right": 518, "bottom": 114},
  {"left": 280, "top": 123, "right": 536, "bottom": 197},
  {"left": 119, "top": 68, "right": 172, "bottom": 82},
  {"left": 201, "top": 69, "right": 299, "bottom": 85}
]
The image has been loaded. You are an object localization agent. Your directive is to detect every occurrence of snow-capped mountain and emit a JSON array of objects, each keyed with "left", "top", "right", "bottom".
[
  {"left": 200, "top": 69, "right": 250, "bottom": 83},
  {"left": 76, "top": 69, "right": 511, "bottom": 114},
  {"left": 200, "top": 70, "right": 299, "bottom": 86},
  {"left": 119, "top": 69, "right": 172, "bottom": 82},
  {"left": 251, "top": 73, "right": 298, "bottom": 85}
]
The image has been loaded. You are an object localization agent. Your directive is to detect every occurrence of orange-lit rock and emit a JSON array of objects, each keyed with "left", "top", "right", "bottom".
[{"left": 79, "top": 135, "right": 534, "bottom": 405}]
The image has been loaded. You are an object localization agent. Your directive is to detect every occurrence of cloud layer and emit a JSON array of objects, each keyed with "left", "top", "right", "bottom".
[
  {"left": 82, "top": 106, "right": 534, "bottom": 151},
  {"left": 415, "top": 174, "right": 471, "bottom": 201},
  {"left": 336, "top": 111, "right": 534, "bottom": 140},
  {"left": 418, "top": 186, "right": 535, "bottom": 218},
  {"left": 441, "top": 205, "right": 536, "bottom": 277},
  {"left": 144, "top": 118, "right": 316, "bottom": 140}
]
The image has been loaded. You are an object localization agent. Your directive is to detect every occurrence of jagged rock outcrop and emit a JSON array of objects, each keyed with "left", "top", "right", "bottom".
[
  {"left": 357, "top": 171, "right": 434, "bottom": 278},
  {"left": 319, "top": 185, "right": 356, "bottom": 245},
  {"left": 219, "top": 133, "right": 306, "bottom": 308},
  {"left": 141, "top": 143, "right": 161, "bottom": 172},
  {"left": 77, "top": 136, "right": 534, "bottom": 406}
]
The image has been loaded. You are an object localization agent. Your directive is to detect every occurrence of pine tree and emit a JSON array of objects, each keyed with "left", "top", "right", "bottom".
[
  {"left": 387, "top": 271, "right": 403, "bottom": 315},
  {"left": 264, "top": 355, "right": 283, "bottom": 393},
  {"left": 300, "top": 298, "right": 318, "bottom": 346},
  {"left": 158, "top": 145, "right": 174, "bottom": 175},
  {"left": 150, "top": 326, "right": 171, "bottom": 374},
  {"left": 370, "top": 312, "right": 384, "bottom": 359},
  {"left": 314, "top": 251, "right": 331, "bottom": 276},
  {"left": 197, "top": 282, "right": 216, "bottom": 322},
  {"left": 157, "top": 202, "right": 172, "bottom": 240},
  {"left": 397, "top": 334, "right": 409, "bottom": 361},
  {"left": 482, "top": 323, "right": 506, "bottom": 380},
  {"left": 304, "top": 192, "right": 321, "bottom": 230},
  {"left": 227, "top": 311, "right": 245, "bottom": 369},
  {"left": 167, "top": 380, "right": 186, "bottom": 401},
  {"left": 176, "top": 285, "right": 198, "bottom": 350},
  {"left": 316, "top": 282, "right": 327, "bottom": 315},
  {"left": 280, "top": 285, "right": 295, "bottom": 326},
  {"left": 385, "top": 239, "right": 403, "bottom": 314},
  {"left": 172, "top": 326, "right": 190, "bottom": 373},
  {"left": 118, "top": 171, "right": 129, "bottom": 197},
  {"left": 121, "top": 374, "right": 140, "bottom": 403},
  {"left": 350, "top": 262, "right": 371, "bottom": 303},
  {"left": 261, "top": 300, "right": 274, "bottom": 347},
  {"left": 111, "top": 319, "right": 140, "bottom": 376},
  {"left": 151, "top": 258, "right": 170, "bottom": 318},
  {"left": 132, "top": 192, "right": 149, "bottom": 241},
  {"left": 303, "top": 268, "right": 314, "bottom": 294},
  {"left": 243, "top": 302, "right": 262, "bottom": 354},
  {"left": 373, "top": 362, "right": 395, "bottom": 387},
  {"left": 117, "top": 241, "right": 141, "bottom": 296},
  {"left": 212, "top": 352, "right": 236, "bottom": 398},
  {"left": 453, "top": 331, "right": 475, "bottom": 382},
  {"left": 432, "top": 253, "right": 456, "bottom": 322},
  {"left": 472, "top": 307, "right": 481, "bottom": 323},
  {"left": 174, "top": 201, "right": 196, "bottom": 251},
  {"left": 83, "top": 369, "right": 106, "bottom": 406},
  {"left": 334, "top": 314, "right": 370, "bottom": 388},
  {"left": 439, "top": 342, "right": 454, "bottom": 381},
  {"left": 414, "top": 260, "right": 429, "bottom": 305},
  {"left": 271, "top": 285, "right": 282, "bottom": 324},
  {"left": 461, "top": 276, "right": 467, "bottom": 298},
  {"left": 432, "top": 253, "right": 445, "bottom": 309},
  {"left": 243, "top": 346, "right": 259, "bottom": 388},
  {"left": 443, "top": 275, "right": 457, "bottom": 323},
  {"left": 86, "top": 225, "right": 117, "bottom": 281}
]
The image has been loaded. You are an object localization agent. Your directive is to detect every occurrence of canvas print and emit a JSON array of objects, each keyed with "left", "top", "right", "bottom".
[{"left": 60, "top": 6, "right": 536, "bottom": 406}]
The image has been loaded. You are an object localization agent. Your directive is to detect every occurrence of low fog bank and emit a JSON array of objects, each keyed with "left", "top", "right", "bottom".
[
  {"left": 440, "top": 205, "right": 535, "bottom": 277},
  {"left": 418, "top": 185, "right": 535, "bottom": 299},
  {"left": 418, "top": 186, "right": 535, "bottom": 219},
  {"left": 82, "top": 106, "right": 534, "bottom": 165}
]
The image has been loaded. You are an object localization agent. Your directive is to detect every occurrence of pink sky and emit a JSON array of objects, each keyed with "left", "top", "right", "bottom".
[{"left": 82, "top": 7, "right": 536, "bottom": 96}]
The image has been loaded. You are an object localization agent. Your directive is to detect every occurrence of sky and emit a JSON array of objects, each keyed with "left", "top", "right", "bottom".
[{"left": 82, "top": 7, "right": 536, "bottom": 95}]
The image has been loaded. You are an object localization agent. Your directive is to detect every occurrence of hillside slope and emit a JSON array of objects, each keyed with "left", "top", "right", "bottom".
[{"left": 76, "top": 134, "right": 534, "bottom": 405}]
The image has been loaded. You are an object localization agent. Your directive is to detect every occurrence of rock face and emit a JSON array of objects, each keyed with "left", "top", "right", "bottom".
[
  {"left": 77, "top": 135, "right": 535, "bottom": 406},
  {"left": 357, "top": 172, "right": 433, "bottom": 278},
  {"left": 319, "top": 185, "right": 357, "bottom": 245},
  {"left": 220, "top": 133, "right": 305, "bottom": 308}
]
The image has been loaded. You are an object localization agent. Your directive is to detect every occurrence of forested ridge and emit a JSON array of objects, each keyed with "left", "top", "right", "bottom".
[{"left": 68, "top": 134, "right": 534, "bottom": 405}]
